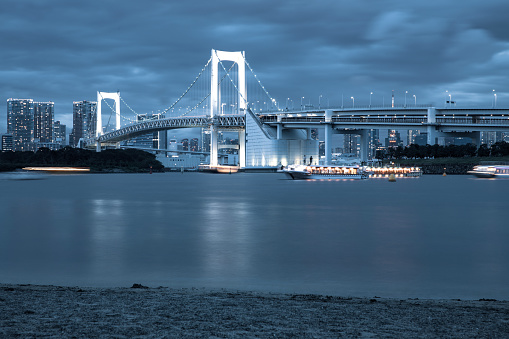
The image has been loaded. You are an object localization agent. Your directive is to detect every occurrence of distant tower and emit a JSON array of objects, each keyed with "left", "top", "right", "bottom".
[
  {"left": 190, "top": 138, "right": 199, "bottom": 152},
  {"left": 53, "top": 121, "right": 67, "bottom": 145},
  {"left": 70, "top": 100, "right": 97, "bottom": 147},
  {"left": 34, "top": 101, "right": 54, "bottom": 143},
  {"left": 7, "top": 98, "right": 35, "bottom": 151}
]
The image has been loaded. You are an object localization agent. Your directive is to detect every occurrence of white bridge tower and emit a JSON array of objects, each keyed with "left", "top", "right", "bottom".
[
  {"left": 96, "top": 91, "right": 121, "bottom": 151},
  {"left": 210, "top": 49, "right": 247, "bottom": 167}
]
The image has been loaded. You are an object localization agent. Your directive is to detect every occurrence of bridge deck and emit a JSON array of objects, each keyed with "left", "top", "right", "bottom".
[{"left": 97, "top": 107, "right": 509, "bottom": 143}]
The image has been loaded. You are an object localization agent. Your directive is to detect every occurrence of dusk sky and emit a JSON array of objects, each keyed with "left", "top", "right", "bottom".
[{"left": 1, "top": 0, "right": 509, "bottom": 136}]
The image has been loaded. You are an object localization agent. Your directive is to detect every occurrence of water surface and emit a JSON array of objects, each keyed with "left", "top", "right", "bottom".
[{"left": 1, "top": 173, "right": 508, "bottom": 299}]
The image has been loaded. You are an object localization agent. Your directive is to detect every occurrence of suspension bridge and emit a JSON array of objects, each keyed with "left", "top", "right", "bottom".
[{"left": 90, "top": 49, "right": 509, "bottom": 168}]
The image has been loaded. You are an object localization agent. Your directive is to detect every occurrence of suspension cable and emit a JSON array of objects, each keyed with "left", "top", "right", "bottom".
[
  {"left": 160, "top": 57, "right": 212, "bottom": 117},
  {"left": 179, "top": 61, "right": 236, "bottom": 117},
  {"left": 120, "top": 95, "right": 139, "bottom": 117},
  {"left": 242, "top": 53, "right": 279, "bottom": 111}
]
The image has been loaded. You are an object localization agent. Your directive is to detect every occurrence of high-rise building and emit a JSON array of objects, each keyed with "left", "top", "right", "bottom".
[
  {"left": 190, "top": 138, "right": 199, "bottom": 152},
  {"left": 201, "top": 128, "right": 211, "bottom": 152},
  {"left": 7, "top": 98, "right": 35, "bottom": 151},
  {"left": 53, "top": 121, "right": 67, "bottom": 145},
  {"left": 385, "top": 129, "right": 403, "bottom": 148},
  {"left": 368, "top": 129, "right": 380, "bottom": 159},
  {"left": 70, "top": 100, "right": 96, "bottom": 147},
  {"left": 343, "top": 134, "right": 360, "bottom": 156},
  {"left": 1, "top": 134, "right": 14, "bottom": 151},
  {"left": 407, "top": 129, "right": 419, "bottom": 145},
  {"left": 415, "top": 132, "right": 427, "bottom": 146},
  {"left": 34, "top": 101, "right": 54, "bottom": 143},
  {"left": 181, "top": 138, "right": 189, "bottom": 151}
]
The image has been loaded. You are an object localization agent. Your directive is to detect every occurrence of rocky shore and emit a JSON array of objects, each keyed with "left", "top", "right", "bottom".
[{"left": 1, "top": 284, "right": 508, "bottom": 337}]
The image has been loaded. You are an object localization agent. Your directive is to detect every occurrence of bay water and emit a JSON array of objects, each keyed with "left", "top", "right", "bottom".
[{"left": 1, "top": 172, "right": 508, "bottom": 300}]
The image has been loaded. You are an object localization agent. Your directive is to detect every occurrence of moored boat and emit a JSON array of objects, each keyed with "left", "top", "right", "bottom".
[
  {"left": 364, "top": 166, "right": 422, "bottom": 178},
  {"left": 198, "top": 165, "right": 239, "bottom": 174},
  {"left": 280, "top": 164, "right": 368, "bottom": 180},
  {"left": 468, "top": 165, "right": 509, "bottom": 178}
]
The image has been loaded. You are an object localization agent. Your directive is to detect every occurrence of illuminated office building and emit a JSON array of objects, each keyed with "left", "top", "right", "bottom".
[
  {"left": 70, "top": 100, "right": 96, "bottom": 147},
  {"left": 7, "top": 98, "right": 35, "bottom": 151}
]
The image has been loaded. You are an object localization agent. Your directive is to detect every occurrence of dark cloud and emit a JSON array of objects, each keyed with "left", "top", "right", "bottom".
[{"left": 1, "top": 0, "right": 509, "bottom": 133}]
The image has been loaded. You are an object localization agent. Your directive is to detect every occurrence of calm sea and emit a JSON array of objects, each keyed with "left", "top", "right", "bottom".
[{"left": 1, "top": 172, "right": 508, "bottom": 299}]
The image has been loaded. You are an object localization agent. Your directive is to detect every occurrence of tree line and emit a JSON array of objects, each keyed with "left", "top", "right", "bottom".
[
  {"left": 0, "top": 147, "right": 164, "bottom": 172},
  {"left": 375, "top": 141, "right": 509, "bottom": 160}
]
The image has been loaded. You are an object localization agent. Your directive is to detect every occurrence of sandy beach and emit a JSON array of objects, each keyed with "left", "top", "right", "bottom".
[{"left": 1, "top": 283, "right": 508, "bottom": 338}]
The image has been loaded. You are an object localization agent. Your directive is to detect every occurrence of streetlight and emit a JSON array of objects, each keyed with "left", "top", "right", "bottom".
[
  {"left": 319, "top": 94, "right": 322, "bottom": 109},
  {"left": 301, "top": 96, "right": 305, "bottom": 111},
  {"left": 370, "top": 92, "right": 373, "bottom": 108},
  {"left": 404, "top": 90, "right": 408, "bottom": 108},
  {"left": 351, "top": 96, "right": 355, "bottom": 108},
  {"left": 413, "top": 94, "right": 416, "bottom": 106},
  {"left": 495, "top": 93, "right": 497, "bottom": 107},
  {"left": 445, "top": 90, "right": 448, "bottom": 107},
  {"left": 286, "top": 98, "right": 289, "bottom": 110},
  {"left": 448, "top": 94, "right": 452, "bottom": 107},
  {"left": 493, "top": 89, "right": 496, "bottom": 107}
]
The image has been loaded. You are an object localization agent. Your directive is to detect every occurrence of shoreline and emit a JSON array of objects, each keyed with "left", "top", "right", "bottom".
[{"left": 2, "top": 283, "right": 508, "bottom": 337}]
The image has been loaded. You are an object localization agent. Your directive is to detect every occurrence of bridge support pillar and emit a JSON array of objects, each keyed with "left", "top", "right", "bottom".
[
  {"left": 210, "top": 125, "right": 218, "bottom": 167},
  {"left": 324, "top": 125, "right": 332, "bottom": 165},
  {"left": 426, "top": 126, "right": 438, "bottom": 145},
  {"left": 96, "top": 141, "right": 101, "bottom": 152},
  {"left": 427, "top": 107, "right": 438, "bottom": 145},
  {"left": 359, "top": 129, "right": 369, "bottom": 163},
  {"left": 238, "top": 129, "right": 246, "bottom": 168},
  {"left": 324, "top": 110, "right": 333, "bottom": 165},
  {"left": 158, "top": 131, "right": 167, "bottom": 149}
]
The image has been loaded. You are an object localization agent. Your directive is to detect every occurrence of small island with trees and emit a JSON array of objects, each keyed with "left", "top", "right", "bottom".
[{"left": 0, "top": 147, "right": 164, "bottom": 173}]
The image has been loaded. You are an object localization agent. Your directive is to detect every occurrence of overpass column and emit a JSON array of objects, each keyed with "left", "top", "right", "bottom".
[
  {"left": 238, "top": 129, "right": 246, "bottom": 168},
  {"left": 324, "top": 110, "right": 333, "bottom": 165},
  {"left": 427, "top": 107, "right": 437, "bottom": 145},
  {"left": 359, "top": 129, "right": 369, "bottom": 163},
  {"left": 277, "top": 114, "right": 283, "bottom": 139},
  {"left": 158, "top": 130, "right": 167, "bottom": 149}
]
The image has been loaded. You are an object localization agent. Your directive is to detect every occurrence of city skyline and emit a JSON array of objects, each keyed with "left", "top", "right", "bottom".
[{"left": 1, "top": 1, "right": 509, "bottom": 136}]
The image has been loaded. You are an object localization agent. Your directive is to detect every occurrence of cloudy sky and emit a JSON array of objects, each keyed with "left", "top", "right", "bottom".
[{"left": 1, "top": 0, "right": 509, "bottom": 135}]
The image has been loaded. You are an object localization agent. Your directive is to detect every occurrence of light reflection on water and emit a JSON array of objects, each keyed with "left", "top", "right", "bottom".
[{"left": 1, "top": 173, "right": 508, "bottom": 299}]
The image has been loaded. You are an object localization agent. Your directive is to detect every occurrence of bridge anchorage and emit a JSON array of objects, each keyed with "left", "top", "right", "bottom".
[{"left": 93, "top": 50, "right": 509, "bottom": 168}]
